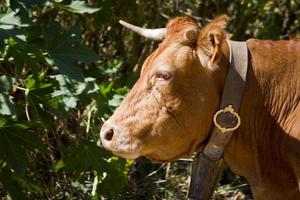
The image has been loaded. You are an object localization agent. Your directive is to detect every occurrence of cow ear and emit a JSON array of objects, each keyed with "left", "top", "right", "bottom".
[
  {"left": 197, "top": 15, "right": 229, "bottom": 70},
  {"left": 183, "top": 28, "right": 198, "bottom": 44}
]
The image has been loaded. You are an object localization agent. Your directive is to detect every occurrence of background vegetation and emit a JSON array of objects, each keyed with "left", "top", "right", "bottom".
[{"left": 0, "top": 0, "right": 300, "bottom": 199}]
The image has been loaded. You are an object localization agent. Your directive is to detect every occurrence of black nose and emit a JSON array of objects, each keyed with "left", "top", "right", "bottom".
[{"left": 103, "top": 128, "right": 114, "bottom": 141}]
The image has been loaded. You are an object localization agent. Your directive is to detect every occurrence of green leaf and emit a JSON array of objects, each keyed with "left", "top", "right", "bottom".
[
  {"left": 63, "top": 1, "right": 101, "bottom": 14},
  {"left": 0, "top": 75, "right": 16, "bottom": 91},
  {"left": 0, "top": 166, "right": 42, "bottom": 199},
  {"left": 0, "top": 24, "right": 26, "bottom": 45},
  {"left": 0, "top": 93, "right": 16, "bottom": 115},
  {"left": 76, "top": 77, "right": 98, "bottom": 95},
  {"left": 0, "top": 167, "right": 28, "bottom": 200},
  {"left": 53, "top": 160, "right": 65, "bottom": 172},
  {"left": 43, "top": 23, "right": 99, "bottom": 81},
  {"left": 5, "top": 43, "right": 39, "bottom": 75},
  {"left": 25, "top": 75, "right": 60, "bottom": 124},
  {"left": 0, "top": 119, "right": 46, "bottom": 175},
  {"left": 108, "top": 94, "right": 124, "bottom": 107},
  {"left": 99, "top": 59, "right": 124, "bottom": 77},
  {"left": 56, "top": 140, "right": 128, "bottom": 197},
  {"left": 9, "top": 0, "right": 48, "bottom": 25},
  {"left": 0, "top": 120, "right": 46, "bottom": 152},
  {"left": 0, "top": 10, "right": 28, "bottom": 27},
  {"left": 95, "top": 157, "right": 129, "bottom": 197},
  {"left": 48, "top": 45, "right": 98, "bottom": 81},
  {"left": 51, "top": 74, "right": 78, "bottom": 110},
  {"left": 62, "top": 95, "right": 77, "bottom": 108},
  {"left": 56, "top": 139, "right": 111, "bottom": 176}
]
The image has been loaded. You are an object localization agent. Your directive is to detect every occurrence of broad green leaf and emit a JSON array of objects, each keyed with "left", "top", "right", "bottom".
[
  {"left": 0, "top": 166, "right": 42, "bottom": 199},
  {"left": 108, "top": 94, "right": 124, "bottom": 107},
  {"left": 43, "top": 23, "right": 99, "bottom": 81},
  {"left": 96, "top": 157, "right": 128, "bottom": 197},
  {"left": 51, "top": 74, "right": 78, "bottom": 110},
  {"left": 51, "top": 74, "right": 99, "bottom": 111},
  {"left": 0, "top": 24, "right": 26, "bottom": 45},
  {"left": 62, "top": 95, "right": 77, "bottom": 108},
  {"left": 0, "top": 121, "right": 46, "bottom": 152},
  {"left": 76, "top": 77, "right": 98, "bottom": 95},
  {"left": 0, "top": 120, "right": 46, "bottom": 175},
  {"left": 0, "top": 93, "right": 16, "bottom": 115},
  {"left": 0, "top": 167, "right": 28, "bottom": 200},
  {"left": 55, "top": 139, "right": 129, "bottom": 197},
  {"left": 25, "top": 75, "right": 60, "bottom": 124},
  {"left": 10, "top": 0, "right": 48, "bottom": 8},
  {"left": 0, "top": 75, "right": 16, "bottom": 91},
  {"left": 9, "top": 0, "right": 48, "bottom": 25},
  {"left": 47, "top": 45, "right": 98, "bottom": 81},
  {"left": 0, "top": 10, "right": 28, "bottom": 27},
  {"left": 56, "top": 139, "right": 110, "bottom": 176},
  {"left": 63, "top": 1, "right": 101, "bottom": 14},
  {"left": 5, "top": 43, "right": 38, "bottom": 75}
]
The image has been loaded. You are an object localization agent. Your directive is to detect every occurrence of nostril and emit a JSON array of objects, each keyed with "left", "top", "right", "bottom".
[{"left": 104, "top": 128, "right": 114, "bottom": 141}]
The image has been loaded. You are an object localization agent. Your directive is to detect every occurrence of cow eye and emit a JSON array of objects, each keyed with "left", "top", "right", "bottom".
[{"left": 155, "top": 70, "right": 172, "bottom": 81}]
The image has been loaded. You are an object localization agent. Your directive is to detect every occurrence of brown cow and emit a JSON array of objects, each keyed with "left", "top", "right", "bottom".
[{"left": 100, "top": 16, "right": 300, "bottom": 199}]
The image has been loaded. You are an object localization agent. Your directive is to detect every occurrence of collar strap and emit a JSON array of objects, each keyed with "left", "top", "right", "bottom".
[
  {"left": 188, "top": 40, "right": 248, "bottom": 200},
  {"left": 204, "top": 40, "right": 248, "bottom": 160}
]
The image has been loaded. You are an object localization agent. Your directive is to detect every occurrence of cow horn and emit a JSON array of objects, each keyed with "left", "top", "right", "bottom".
[{"left": 119, "top": 20, "right": 166, "bottom": 41}]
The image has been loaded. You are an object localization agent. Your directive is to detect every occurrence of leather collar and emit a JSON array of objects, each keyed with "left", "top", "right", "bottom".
[
  {"left": 188, "top": 40, "right": 248, "bottom": 200},
  {"left": 204, "top": 40, "right": 248, "bottom": 160}
]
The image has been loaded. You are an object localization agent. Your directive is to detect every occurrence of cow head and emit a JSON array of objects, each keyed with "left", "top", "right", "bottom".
[{"left": 100, "top": 16, "right": 230, "bottom": 163}]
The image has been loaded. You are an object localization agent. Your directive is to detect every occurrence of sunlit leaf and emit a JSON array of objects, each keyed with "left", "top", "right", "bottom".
[
  {"left": 64, "top": 1, "right": 101, "bottom": 14},
  {"left": 51, "top": 74, "right": 78, "bottom": 110},
  {"left": 108, "top": 94, "right": 124, "bottom": 107},
  {"left": 0, "top": 24, "right": 25, "bottom": 45},
  {"left": 0, "top": 94, "right": 16, "bottom": 115},
  {"left": 0, "top": 75, "right": 16, "bottom": 91},
  {"left": 0, "top": 10, "right": 28, "bottom": 27}
]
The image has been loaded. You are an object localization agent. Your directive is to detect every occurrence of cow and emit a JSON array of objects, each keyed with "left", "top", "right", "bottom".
[{"left": 100, "top": 15, "right": 300, "bottom": 199}]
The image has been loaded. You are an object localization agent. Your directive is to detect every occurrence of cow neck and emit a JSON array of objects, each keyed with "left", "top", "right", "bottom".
[
  {"left": 188, "top": 41, "right": 248, "bottom": 200},
  {"left": 203, "top": 40, "right": 248, "bottom": 160}
]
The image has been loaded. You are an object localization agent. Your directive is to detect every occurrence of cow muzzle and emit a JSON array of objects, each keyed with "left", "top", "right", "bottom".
[
  {"left": 100, "top": 122, "right": 141, "bottom": 160},
  {"left": 100, "top": 123, "right": 115, "bottom": 148}
]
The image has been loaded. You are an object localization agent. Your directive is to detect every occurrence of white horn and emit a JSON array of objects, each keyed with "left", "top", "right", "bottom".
[{"left": 119, "top": 20, "right": 166, "bottom": 41}]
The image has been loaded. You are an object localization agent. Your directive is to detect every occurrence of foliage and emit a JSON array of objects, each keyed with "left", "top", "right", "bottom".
[
  {"left": 0, "top": 0, "right": 299, "bottom": 199},
  {"left": 0, "top": 0, "right": 130, "bottom": 199}
]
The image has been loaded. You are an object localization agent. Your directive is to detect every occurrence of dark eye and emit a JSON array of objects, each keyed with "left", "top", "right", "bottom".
[{"left": 155, "top": 70, "right": 172, "bottom": 81}]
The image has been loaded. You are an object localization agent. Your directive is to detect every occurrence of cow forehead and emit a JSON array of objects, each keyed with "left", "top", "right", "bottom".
[
  {"left": 140, "top": 42, "right": 194, "bottom": 76},
  {"left": 140, "top": 17, "right": 198, "bottom": 76},
  {"left": 166, "top": 16, "right": 198, "bottom": 35}
]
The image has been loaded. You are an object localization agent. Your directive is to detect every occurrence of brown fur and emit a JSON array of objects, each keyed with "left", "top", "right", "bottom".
[{"left": 100, "top": 16, "right": 300, "bottom": 199}]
